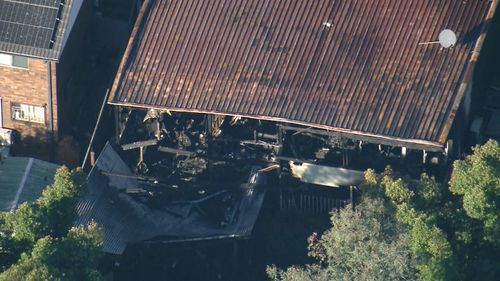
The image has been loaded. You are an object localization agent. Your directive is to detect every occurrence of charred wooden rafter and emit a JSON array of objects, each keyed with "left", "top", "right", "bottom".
[
  {"left": 121, "top": 139, "right": 158, "bottom": 150},
  {"left": 279, "top": 124, "right": 443, "bottom": 152},
  {"left": 157, "top": 146, "right": 196, "bottom": 157}
]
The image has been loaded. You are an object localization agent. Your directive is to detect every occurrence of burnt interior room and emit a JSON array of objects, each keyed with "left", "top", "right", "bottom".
[{"left": 114, "top": 107, "right": 446, "bottom": 186}]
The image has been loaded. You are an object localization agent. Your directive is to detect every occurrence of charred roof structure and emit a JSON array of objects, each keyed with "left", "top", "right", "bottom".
[
  {"left": 109, "top": 0, "right": 498, "bottom": 151},
  {"left": 77, "top": 143, "right": 267, "bottom": 254}
]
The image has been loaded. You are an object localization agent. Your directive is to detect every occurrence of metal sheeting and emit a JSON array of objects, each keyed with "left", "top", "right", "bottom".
[
  {"left": 0, "top": 156, "right": 59, "bottom": 211},
  {"left": 0, "top": 0, "right": 73, "bottom": 60},
  {"left": 110, "top": 0, "right": 496, "bottom": 148},
  {"left": 76, "top": 143, "right": 266, "bottom": 255}
]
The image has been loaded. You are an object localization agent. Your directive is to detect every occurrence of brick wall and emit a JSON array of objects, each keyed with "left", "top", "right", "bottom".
[{"left": 0, "top": 58, "right": 58, "bottom": 141}]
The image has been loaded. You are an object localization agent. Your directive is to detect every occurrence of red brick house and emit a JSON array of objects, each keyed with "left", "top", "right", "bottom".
[{"left": 0, "top": 0, "right": 91, "bottom": 147}]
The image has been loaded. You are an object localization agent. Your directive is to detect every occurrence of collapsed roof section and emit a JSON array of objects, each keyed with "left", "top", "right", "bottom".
[
  {"left": 76, "top": 143, "right": 267, "bottom": 255},
  {"left": 109, "top": 0, "right": 498, "bottom": 150}
]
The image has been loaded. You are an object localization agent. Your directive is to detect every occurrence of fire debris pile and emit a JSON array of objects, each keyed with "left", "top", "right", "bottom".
[
  {"left": 77, "top": 110, "right": 283, "bottom": 254},
  {"left": 117, "top": 108, "right": 428, "bottom": 184},
  {"left": 118, "top": 109, "right": 282, "bottom": 181},
  {"left": 76, "top": 140, "right": 267, "bottom": 254},
  {"left": 77, "top": 108, "right": 437, "bottom": 254}
]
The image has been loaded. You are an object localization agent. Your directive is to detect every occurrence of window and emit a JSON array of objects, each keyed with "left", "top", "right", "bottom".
[
  {"left": 0, "top": 53, "right": 28, "bottom": 69},
  {"left": 11, "top": 103, "right": 45, "bottom": 124},
  {"left": 0, "top": 54, "right": 11, "bottom": 65}
]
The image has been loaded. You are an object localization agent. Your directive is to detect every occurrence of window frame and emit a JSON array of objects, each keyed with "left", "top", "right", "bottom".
[
  {"left": 10, "top": 102, "right": 46, "bottom": 125},
  {"left": 0, "top": 53, "right": 29, "bottom": 69}
]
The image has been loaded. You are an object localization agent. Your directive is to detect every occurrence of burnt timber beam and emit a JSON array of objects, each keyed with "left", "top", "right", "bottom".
[
  {"left": 273, "top": 156, "right": 317, "bottom": 165},
  {"left": 278, "top": 125, "right": 443, "bottom": 152},
  {"left": 100, "top": 171, "right": 159, "bottom": 182},
  {"left": 157, "top": 146, "right": 196, "bottom": 157},
  {"left": 257, "top": 132, "right": 279, "bottom": 140},
  {"left": 240, "top": 140, "right": 281, "bottom": 150},
  {"left": 116, "top": 106, "right": 131, "bottom": 143},
  {"left": 114, "top": 106, "right": 121, "bottom": 142},
  {"left": 121, "top": 139, "right": 158, "bottom": 150}
]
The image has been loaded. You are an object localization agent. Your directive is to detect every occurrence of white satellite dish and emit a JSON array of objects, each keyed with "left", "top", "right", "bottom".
[
  {"left": 418, "top": 29, "right": 457, "bottom": 48},
  {"left": 438, "top": 29, "right": 457, "bottom": 48}
]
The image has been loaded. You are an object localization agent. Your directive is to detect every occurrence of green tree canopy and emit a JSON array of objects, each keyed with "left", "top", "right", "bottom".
[
  {"left": 372, "top": 169, "right": 457, "bottom": 281},
  {"left": 0, "top": 222, "right": 103, "bottom": 281},
  {"left": 449, "top": 139, "right": 500, "bottom": 245},
  {"left": 267, "top": 197, "right": 418, "bottom": 281},
  {"left": 0, "top": 167, "right": 104, "bottom": 280}
]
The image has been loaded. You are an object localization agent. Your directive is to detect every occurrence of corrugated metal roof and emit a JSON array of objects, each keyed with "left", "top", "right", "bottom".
[
  {"left": 110, "top": 0, "right": 498, "bottom": 148},
  {"left": 0, "top": 156, "right": 59, "bottom": 211},
  {"left": 0, "top": 0, "right": 73, "bottom": 61}
]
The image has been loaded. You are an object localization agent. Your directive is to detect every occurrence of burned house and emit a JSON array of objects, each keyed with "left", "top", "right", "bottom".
[
  {"left": 77, "top": 0, "right": 499, "bottom": 254},
  {"left": 106, "top": 0, "right": 498, "bottom": 173}
]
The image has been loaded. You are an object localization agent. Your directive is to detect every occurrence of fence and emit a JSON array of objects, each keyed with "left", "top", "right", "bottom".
[{"left": 279, "top": 191, "right": 349, "bottom": 214}]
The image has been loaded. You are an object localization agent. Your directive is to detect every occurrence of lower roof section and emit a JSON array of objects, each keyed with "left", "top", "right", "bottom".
[
  {"left": 0, "top": 156, "right": 59, "bottom": 211},
  {"left": 109, "top": 0, "right": 498, "bottom": 149},
  {"left": 76, "top": 143, "right": 266, "bottom": 254}
]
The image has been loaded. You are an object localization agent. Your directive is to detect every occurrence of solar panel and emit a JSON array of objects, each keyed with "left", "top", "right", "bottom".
[
  {"left": 0, "top": 0, "right": 63, "bottom": 49},
  {"left": 11, "top": 0, "right": 61, "bottom": 8}
]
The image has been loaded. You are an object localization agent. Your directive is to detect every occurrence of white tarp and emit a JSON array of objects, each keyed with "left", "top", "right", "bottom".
[{"left": 290, "top": 161, "right": 364, "bottom": 187}]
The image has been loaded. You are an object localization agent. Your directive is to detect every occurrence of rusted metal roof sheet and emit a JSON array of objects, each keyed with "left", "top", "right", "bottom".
[{"left": 109, "top": 0, "right": 497, "bottom": 149}]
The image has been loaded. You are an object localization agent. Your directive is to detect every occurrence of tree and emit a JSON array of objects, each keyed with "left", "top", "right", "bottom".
[
  {"left": 449, "top": 139, "right": 500, "bottom": 245},
  {"left": 0, "top": 203, "right": 44, "bottom": 269},
  {"left": 1, "top": 167, "right": 86, "bottom": 259},
  {"left": 0, "top": 223, "right": 104, "bottom": 281},
  {"left": 448, "top": 140, "right": 500, "bottom": 279},
  {"left": 0, "top": 167, "right": 104, "bottom": 280},
  {"left": 375, "top": 169, "right": 458, "bottom": 281},
  {"left": 267, "top": 196, "right": 418, "bottom": 281},
  {"left": 36, "top": 166, "right": 87, "bottom": 238}
]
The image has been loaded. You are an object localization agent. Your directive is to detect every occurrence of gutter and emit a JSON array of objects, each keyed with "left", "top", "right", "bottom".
[
  {"left": 47, "top": 61, "right": 54, "bottom": 135},
  {"left": 47, "top": 61, "right": 55, "bottom": 160}
]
